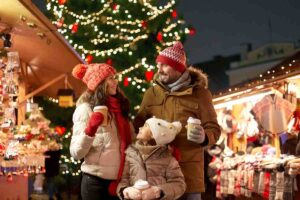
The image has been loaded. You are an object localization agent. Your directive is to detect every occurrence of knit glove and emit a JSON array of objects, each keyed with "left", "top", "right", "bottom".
[
  {"left": 141, "top": 186, "right": 161, "bottom": 200},
  {"left": 123, "top": 187, "right": 142, "bottom": 200},
  {"left": 187, "top": 124, "right": 205, "bottom": 144},
  {"left": 85, "top": 112, "right": 104, "bottom": 137}
]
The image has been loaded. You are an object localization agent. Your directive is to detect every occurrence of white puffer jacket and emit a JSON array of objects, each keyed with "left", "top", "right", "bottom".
[{"left": 70, "top": 103, "right": 121, "bottom": 180}]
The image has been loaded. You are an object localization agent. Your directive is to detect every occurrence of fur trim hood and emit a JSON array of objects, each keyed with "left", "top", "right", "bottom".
[{"left": 188, "top": 66, "right": 208, "bottom": 89}]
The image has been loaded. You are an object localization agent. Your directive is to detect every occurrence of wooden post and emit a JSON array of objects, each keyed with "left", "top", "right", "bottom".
[{"left": 274, "top": 134, "right": 281, "bottom": 158}]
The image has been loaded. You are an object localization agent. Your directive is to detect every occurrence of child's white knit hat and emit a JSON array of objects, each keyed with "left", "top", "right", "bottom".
[{"left": 146, "top": 117, "right": 182, "bottom": 145}]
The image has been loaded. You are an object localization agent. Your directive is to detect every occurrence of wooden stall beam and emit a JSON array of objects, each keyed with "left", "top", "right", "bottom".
[{"left": 18, "top": 73, "right": 67, "bottom": 105}]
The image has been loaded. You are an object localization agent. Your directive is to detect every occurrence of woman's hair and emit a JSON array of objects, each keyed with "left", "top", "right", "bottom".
[
  {"left": 76, "top": 80, "right": 130, "bottom": 118},
  {"left": 115, "top": 88, "right": 130, "bottom": 118}
]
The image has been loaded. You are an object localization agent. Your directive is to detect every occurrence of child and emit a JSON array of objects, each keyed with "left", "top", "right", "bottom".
[{"left": 117, "top": 117, "right": 186, "bottom": 200}]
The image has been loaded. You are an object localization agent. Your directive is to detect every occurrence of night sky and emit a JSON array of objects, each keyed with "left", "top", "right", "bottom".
[
  {"left": 178, "top": 0, "right": 300, "bottom": 64},
  {"left": 34, "top": 0, "right": 300, "bottom": 64}
]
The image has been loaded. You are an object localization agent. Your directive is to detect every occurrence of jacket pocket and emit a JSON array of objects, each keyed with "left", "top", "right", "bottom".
[
  {"left": 145, "top": 98, "right": 164, "bottom": 117},
  {"left": 176, "top": 99, "right": 199, "bottom": 117}
]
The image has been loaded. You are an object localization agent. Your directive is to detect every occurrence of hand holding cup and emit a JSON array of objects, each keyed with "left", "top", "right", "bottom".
[
  {"left": 187, "top": 117, "right": 205, "bottom": 144},
  {"left": 93, "top": 105, "right": 108, "bottom": 126}
]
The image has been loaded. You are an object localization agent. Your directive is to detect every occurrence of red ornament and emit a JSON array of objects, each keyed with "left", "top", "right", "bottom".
[
  {"left": 112, "top": 3, "right": 119, "bottom": 10},
  {"left": 85, "top": 55, "right": 93, "bottom": 64},
  {"left": 55, "top": 126, "right": 66, "bottom": 136},
  {"left": 38, "top": 134, "right": 45, "bottom": 141},
  {"left": 58, "top": 0, "right": 67, "bottom": 5},
  {"left": 145, "top": 70, "right": 154, "bottom": 81},
  {"left": 123, "top": 77, "right": 129, "bottom": 87},
  {"left": 25, "top": 133, "right": 33, "bottom": 141},
  {"left": 156, "top": 32, "right": 163, "bottom": 42},
  {"left": 141, "top": 20, "right": 147, "bottom": 28},
  {"left": 189, "top": 27, "right": 196, "bottom": 36},
  {"left": 56, "top": 18, "right": 64, "bottom": 28},
  {"left": 106, "top": 58, "right": 113, "bottom": 66},
  {"left": 171, "top": 10, "right": 177, "bottom": 18},
  {"left": 71, "top": 23, "right": 78, "bottom": 33}
]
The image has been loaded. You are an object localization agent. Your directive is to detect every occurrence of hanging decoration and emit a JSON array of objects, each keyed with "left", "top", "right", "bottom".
[
  {"left": 188, "top": 27, "right": 196, "bottom": 36},
  {"left": 106, "top": 58, "right": 113, "bottom": 66},
  {"left": 55, "top": 126, "right": 66, "bottom": 136},
  {"left": 145, "top": 70, "right": 154, "bottom": 81},
  {"left": 156, "top": 32, "right": 163, "bottom": 42},
  {"left": 57, "top": 89, "right": 75, "bottom": 107},
  {"left": 85, "top": 54, "right": 93, "bottom": 64},
  {"left": 123, "top": 77, "right": 129, "bottom": 87},
  {"left": 58, "top": 0, "right": 67, "bottom": 5},
  {"left": 56, "top": 18, "right": 64, "bottom": 28},
  {"left": 171, "top": 10, "right": 177, "bottom": 18},
  {"left": 112, "top": 4, "right": 119, "bottom": 11},
  {"left": 71, "top": 23, "right": 78, "bottom": 33},
  {"left": 141, "top": 20, "right": 147, "bottom": 28}
]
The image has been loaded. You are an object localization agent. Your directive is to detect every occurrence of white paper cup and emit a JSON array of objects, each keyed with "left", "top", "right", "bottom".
[
  {"left": 133, "top": 180, "right": 150, "bottom": 192},
  {"left": 187, "top": 117, "right": 201, "bottom": 140},
  {"left": 93, "top": 105, "right": 108, "bottom": 126}
]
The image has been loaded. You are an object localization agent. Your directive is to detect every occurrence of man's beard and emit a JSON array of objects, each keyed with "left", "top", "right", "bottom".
[
  {"left": 159, "top": 73, "right": 178, "bottom": 84},
  {"left": 159, "top": 73, "right": 168, "bottom": 84}
]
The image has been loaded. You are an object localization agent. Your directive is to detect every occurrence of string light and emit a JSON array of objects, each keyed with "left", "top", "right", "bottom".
[
  {"left": 214, "top": 59, "right": 300, "bottom": 98},
  {"left": 46, "top": 0, "right": 192, "bottom": 96},
  {"left": 47, "top": 0, "right": 189, "bottom": 60}
]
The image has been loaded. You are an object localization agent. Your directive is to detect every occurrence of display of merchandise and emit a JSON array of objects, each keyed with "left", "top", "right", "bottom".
[
  {"left": 214, "top": 88, "right": 300, "bottom": 199},
  {"left": 0, "top": 52, "right": 65, "bottom": 178}
]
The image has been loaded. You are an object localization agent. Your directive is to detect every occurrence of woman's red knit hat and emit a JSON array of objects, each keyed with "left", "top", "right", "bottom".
[
  {"left": 156, "top": 41, "right": 186, "bottom": 73},
  {"left": 72, "top": 63, "right": 116, "bottom": 91}
]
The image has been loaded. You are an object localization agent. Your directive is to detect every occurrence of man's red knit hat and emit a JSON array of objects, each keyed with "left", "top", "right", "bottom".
[
  {"left": 72, "top": 63, "right": 116, "bottom": 91},
  {"left": 156, "top": 41, "right": 186, "bottom": 73}
]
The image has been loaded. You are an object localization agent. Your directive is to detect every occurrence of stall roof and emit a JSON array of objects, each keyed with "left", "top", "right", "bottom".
[
  {"left": 213, "top": 51, "right": 300, "bottom": 104},
  {"left": 0, "top": 0, "right": 85, "bottom": 98}
]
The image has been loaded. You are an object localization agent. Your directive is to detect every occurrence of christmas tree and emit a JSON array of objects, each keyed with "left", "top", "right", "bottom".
[{"left": 45, "top": 0, "right": 195, "bottom": 115}]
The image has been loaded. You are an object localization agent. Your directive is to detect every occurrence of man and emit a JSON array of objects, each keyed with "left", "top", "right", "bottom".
[{"left": 133, "top": 42, "right": 221, "bottom": 199}]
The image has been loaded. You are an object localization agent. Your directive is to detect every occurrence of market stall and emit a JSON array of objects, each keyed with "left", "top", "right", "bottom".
[
  {"left": 210, "top": 51, "right": 300, "bottom": 199},
  {"left": 0, "top": 0, "right": 84, "bottom": 199}
]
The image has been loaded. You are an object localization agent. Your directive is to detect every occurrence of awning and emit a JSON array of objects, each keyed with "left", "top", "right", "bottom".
[{"left": 0, "top": 0, "right": 85, "bottom": 98}]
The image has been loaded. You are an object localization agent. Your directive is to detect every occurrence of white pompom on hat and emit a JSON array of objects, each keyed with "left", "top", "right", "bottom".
[{"left": 146, "top": 117, "right": 182, "bottom": 145}]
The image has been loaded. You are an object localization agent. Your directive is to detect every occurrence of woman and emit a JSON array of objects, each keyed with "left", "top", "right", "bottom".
[{"left": 70, "top": 63, "right": 132, "bottom": 200}]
